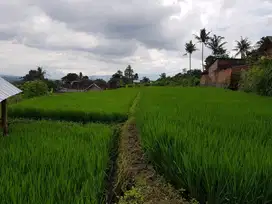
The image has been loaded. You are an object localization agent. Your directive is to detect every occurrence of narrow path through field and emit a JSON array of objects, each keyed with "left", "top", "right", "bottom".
[{"left": 111, "top": 92, "right": 190, "bottom": 204}]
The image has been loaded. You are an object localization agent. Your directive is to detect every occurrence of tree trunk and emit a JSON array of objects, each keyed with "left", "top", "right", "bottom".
[
  {"left": 241, "top": 52, "right": 245, "bottom": 59},
  {"left": 202, "top": 43, "right": 204, "bottom": 71},
  {"left": 189, "top": 53, "right": 191, "bottom": 71}
]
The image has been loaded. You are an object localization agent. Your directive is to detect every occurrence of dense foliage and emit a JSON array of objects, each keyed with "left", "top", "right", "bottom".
[
  {"left": 0, "top": 120, "right": 113, "bottom": 204},
  {"left": 240, "top": 57, "right": 272, "bottom": 96},
  {"left": 9, "top": 88, "right": 139, "bottom": 123},
  {"left": 136, "top": 87, "right": 272, "bottom": 204},
  {"left": 22, "top": 66, "right": 46, "bottom": 81},
  {"left": 152, "top": 69, "right": 201, "bottom": 87},
  {"left": 108, "top": 66, "right": 139, "bottom": 89},
  {"left": 22, "top": 80, "right": 48, "bottom": 98}
]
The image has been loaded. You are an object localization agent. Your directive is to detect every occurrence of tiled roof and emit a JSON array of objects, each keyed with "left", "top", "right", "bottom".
[{"left": 0, "top": 77, "right": 22, "bottom": 102}]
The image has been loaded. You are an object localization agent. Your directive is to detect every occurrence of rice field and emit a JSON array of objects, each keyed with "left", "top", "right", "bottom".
[
  {"left": 0, "top": 120, "right": 114, "bottom": 204},
  {"left": 9, "top": 89, "right": 139, "bottom": 123},
  {"left": 2, "top": 86, "right": 272, "bottom": 203},
  {"left": 136, "top": 87, "right": 272, "bottom": 204}
]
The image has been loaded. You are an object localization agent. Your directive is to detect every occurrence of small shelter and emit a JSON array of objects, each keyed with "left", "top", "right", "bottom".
[
  {"left": 85, "top": 83, "right": 103, "bottom": 91},
  {"left": 0, "top": 77, "right": 22, "bottom": 136}
]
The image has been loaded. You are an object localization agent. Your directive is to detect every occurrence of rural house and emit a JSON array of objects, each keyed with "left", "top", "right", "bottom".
[
  {"left": 85, "top": 83, "right": 103, "bottom": 91},
  {"left": 59, "top": 83, "right": 104, "bottom": 93},
  {"left": 0, "top": 77, "right": 22, "bottom": 135},
  {"left": 200, "top": 58, "right": 248, "bottom": 89}
]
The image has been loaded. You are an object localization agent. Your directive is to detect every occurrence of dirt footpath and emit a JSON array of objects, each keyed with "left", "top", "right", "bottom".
[{"left": 113, "top": 117, "right": 192, "bottom": 204}]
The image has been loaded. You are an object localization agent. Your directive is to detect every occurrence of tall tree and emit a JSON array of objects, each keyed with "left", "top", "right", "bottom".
[
  {"left": 233, "top": 36, "right": 252, "bottom": 59},
  {"left": 79, "top": 72, "right": 83, "bottom": 80},
  {"left": 116, "top": 70, "right": 123, "bottom": 76},
  {"left": 134, "top": 73, "right": 139, "bottom": 81},
  {"left": 141, "top": 76, "right": 150, "bottom": 83},
  {"left": 194, "top": 28, "right": 210, "bottom": 71},
  {"left": 61, "top": 73, "right": 79, "bottom": 84},
  {"left": 159, "top": 73, "right": 166, "bottom": 80},
  {"left": 184, "top": 40, "right": 197, "bottom": 71},
  {"left": 108, "top": 71, "right": 122, "bottom": 89},
  {"left": 207, "top": 34, "right": 227, "bottom": 57},
  {"left": 124, "top": 65, "right": 135, "bottom": 83},
  {"left": 37, "top": 67, "right": 46, "bottom": 79},
  {"left": 23, "top": 66, "right": 46, "bottom": 81}
]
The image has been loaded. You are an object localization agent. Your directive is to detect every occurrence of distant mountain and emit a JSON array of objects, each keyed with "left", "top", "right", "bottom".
[
  {"left": 0, "top": 75, "right": 22, "bottom": 82},
  {"left": 89, "top": 75, "right": 112, "bottom": 82},
  {"left": 89, "top": 74, "right": 160, "bottom": 82}
]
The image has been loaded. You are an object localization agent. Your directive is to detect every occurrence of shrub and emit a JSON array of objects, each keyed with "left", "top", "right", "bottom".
[
  {"left": 44, "top": 79, "right": 62, "bottom": 91},
  {"left": 179, "top": 77, "right": 200, "bottom": 87},
  {"left": 239, "top": 57, "right": 272, "bottom": 96},
  {"left": 22, "top": 80, "right": 48, "bottom": 98},
  {"left": 239, "top": 66, "right": 263, "bottom": 92},
  {"left": 256, "top": 57, "right": 272, "bottom": 96}
]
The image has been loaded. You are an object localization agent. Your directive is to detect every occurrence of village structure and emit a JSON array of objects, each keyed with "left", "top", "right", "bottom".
[
  {"left": 0, "top": 77, "right": 22, "bottom": 135},
  {"left": 200, "top": 36, "right": 272, "bottom": 89},
  {"left": 59, "top": 81, "right": 105, "bottom": 93}
]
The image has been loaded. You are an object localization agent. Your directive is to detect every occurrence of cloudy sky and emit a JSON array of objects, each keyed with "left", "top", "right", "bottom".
[{"left": 0, "top": 0, "right": 271, "bottom": 79}]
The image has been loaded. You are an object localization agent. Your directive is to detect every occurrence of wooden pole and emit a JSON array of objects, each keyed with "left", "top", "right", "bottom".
[{"left": 1, "top": 99, "right": 8, "bottom": 136}]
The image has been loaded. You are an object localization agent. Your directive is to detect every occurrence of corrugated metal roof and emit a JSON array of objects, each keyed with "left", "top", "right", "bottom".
[{"left": 0, "top": 77, "right": 22, "bottom": 103}]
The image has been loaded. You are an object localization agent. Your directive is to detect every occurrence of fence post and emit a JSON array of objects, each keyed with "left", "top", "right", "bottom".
[{"left": 1, "top": 100, "right": 8, "bottom": 136}]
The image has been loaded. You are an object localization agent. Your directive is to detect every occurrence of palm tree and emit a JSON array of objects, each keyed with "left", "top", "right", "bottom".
[
  {"left": 184, "top": 40, "right": 197, "bottom": 71},
  {"left": 233, "top": 36, "right": 252, "bottom": 59},
  {"left": 79, "top": 72, "right": 83, "bottom": 80},
  {"left": 37, "top": 66, "right": 46, "bottom": 80},
  {"left": 207, "top": 34, "right": 227, "bottom": 57},
  {"left": 194, "top": 28, "right": 210, "bottom": 71}
]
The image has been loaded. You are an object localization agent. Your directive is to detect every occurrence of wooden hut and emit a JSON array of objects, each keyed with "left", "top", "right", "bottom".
[{"left": 0, "top": 77, "right": 22, "bottom": 136}]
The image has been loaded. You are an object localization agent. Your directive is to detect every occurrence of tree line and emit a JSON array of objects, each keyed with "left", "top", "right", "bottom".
[
  {"left": 184, "top": 28, "right": 271, "bottom": 71},
  {"left": 14, "top": 64, "right": 142, "bottom": 98}
]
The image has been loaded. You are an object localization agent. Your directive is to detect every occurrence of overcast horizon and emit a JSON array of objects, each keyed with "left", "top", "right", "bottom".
[{"left": 0, "top": 0, "right": 271, "bottom": 79}]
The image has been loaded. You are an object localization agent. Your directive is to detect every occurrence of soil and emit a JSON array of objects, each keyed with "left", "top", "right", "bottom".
[{"left": 114, "top": 118, "right": 191, "bottom": 204}]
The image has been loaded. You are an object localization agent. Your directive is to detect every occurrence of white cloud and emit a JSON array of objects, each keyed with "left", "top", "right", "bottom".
[{"left": 0, "top": 0, "right": 271, "bottom": 78}]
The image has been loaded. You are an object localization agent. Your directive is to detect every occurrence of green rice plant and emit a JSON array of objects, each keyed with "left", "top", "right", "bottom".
[
  {"left": 0, "top": 120, "right": 114, "bottom": 204},
  {"left": 9, "top": 88, "right": 139, "bottom": 123},
  {"left": 136, "top": 87, "right": 272, "bottom": 204}
]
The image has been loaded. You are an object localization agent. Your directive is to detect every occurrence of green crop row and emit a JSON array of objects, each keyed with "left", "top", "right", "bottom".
[
  {"left": 0, "top": 120, "right": 114, "bottom": 204},
  {"left": 9, "top": 89, "right": 139, "bottom": 123},
  {"left": 8, "top": 107, "right": 127, "bottom": 123},
  {"left": 136, "top": 87, "right": 272, "bottom": 204}
]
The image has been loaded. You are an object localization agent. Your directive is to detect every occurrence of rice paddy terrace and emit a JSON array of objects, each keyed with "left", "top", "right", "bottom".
[{"left": 1, "top": 87, "right": 271, "bottom": 204}]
